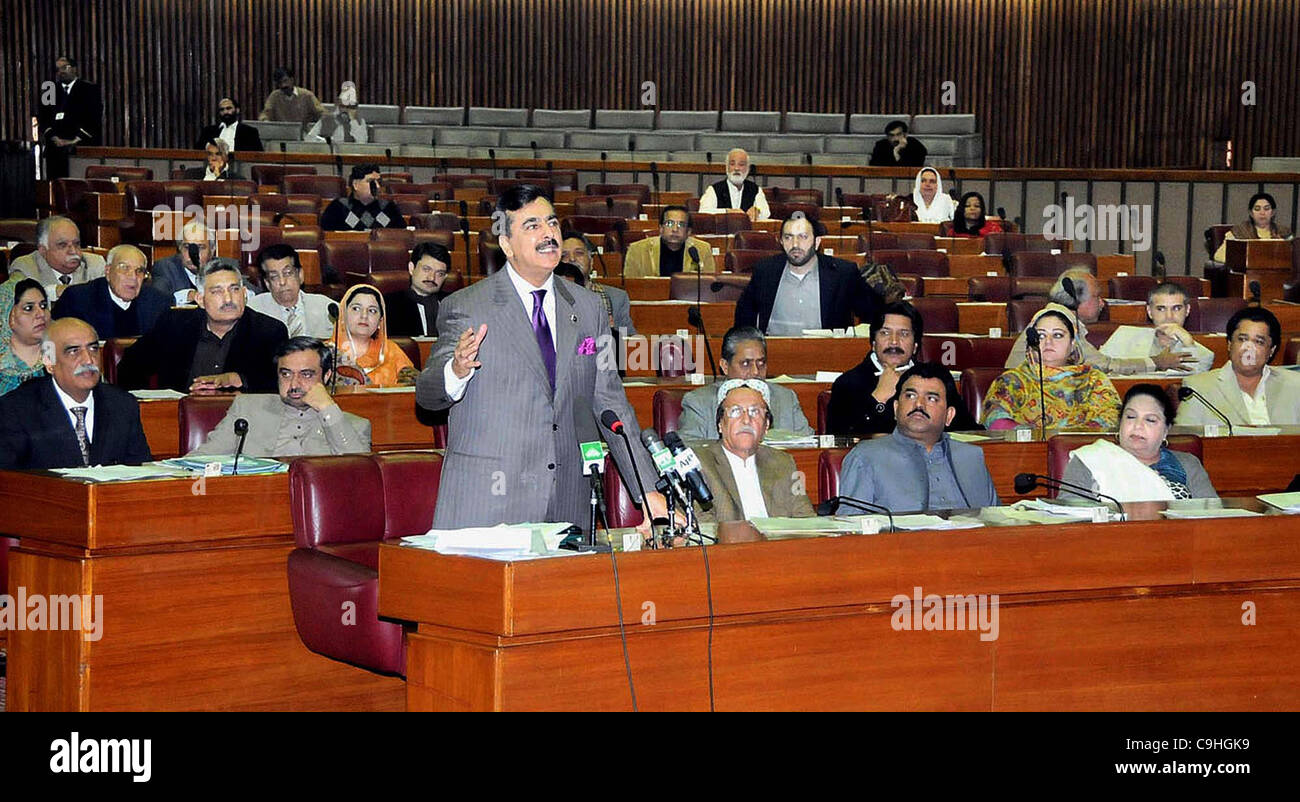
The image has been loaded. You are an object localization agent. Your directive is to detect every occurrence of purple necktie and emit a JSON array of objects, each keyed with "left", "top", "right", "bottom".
[{"left": 531, "top": 289, "right": 556, "bottom": 392}]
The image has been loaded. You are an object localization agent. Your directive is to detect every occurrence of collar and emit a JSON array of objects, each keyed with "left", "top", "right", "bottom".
[
  {"left": 784, "top": 260, "right": 819, "bottom": 281},
  {"left": 870, "top": 351, "right": 914, "bottom": 377},
  {"left": 504, "top": 263, "right": 555, "bottom": 297},
  {"left": 722, "top": 444, "right": 758, "bottom": 472},
  {"left": 51, "top": 375, "right": 94, "bottom": 413},
  {"left": 62, "top": 79, "right": 78, "bottom": 92},
  {"left": 890, "top": 424, "right": 948, "bottom": 455},
  {"left": 1231, "top": 363, "right": 1272, "bottom": 393},
  {"left": 106, "top": 283, "right": 132, "bottom": 310},
  {"left": 275, "top": 292, "right": 305, "bottom": 315}
]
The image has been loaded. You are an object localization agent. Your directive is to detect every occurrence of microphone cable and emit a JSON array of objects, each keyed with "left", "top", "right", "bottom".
[
  {"left": 700, "top": 541, "right": 716, "bottom": 712},
  {"left": 608, "top": 545, "right": 638, "bottom": 712}
]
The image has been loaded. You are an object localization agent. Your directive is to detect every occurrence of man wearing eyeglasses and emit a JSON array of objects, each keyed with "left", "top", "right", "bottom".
[
  {"left": 0, "top": 317, "right": 151, "bottom": 469},
  {"left": 385, "top": 242, "right": 452, "bottom": 337},
  {"left": 51, "top": 244, "right": 170, "bottom": 339},
  {"left": 622, "top": 205, "right": 715, "bottom": 277},
  {"left": 689, "top": 378, "right": 815, "bottom": 522},
  {"left": 247, "top": 244, "right": 335, "bottom": 338}
]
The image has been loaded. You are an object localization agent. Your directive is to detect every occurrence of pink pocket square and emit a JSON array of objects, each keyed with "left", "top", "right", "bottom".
[{"left": 577, "top": 336, "right": 597, "bottom": 355}]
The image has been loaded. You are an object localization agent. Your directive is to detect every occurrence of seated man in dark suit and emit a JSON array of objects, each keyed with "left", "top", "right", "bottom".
[
  {"left": 691, "top": 379, "right": 815, "bottom": 523},
  {"left": 868, "top": 120, "right": 928, "bottom": 167},
  {"left": 734, "top": 214, "right": 883, "bottom": 335},
  {"left": 179, "top": 138, "right": 246, "bottom": 181},
  {"left": 319, "top": 164, "right": 406, "bottom": 232},
  {"left": 385, "top": 241, "right": 450, "bottom": 337},
  {"left": 0, "top": 317, "right": 152, "bottom": 469},
  {"left": 194, "top": 97, "right": 264, "bottom": 153},
  {"left": 150, "top": 220, "right": 256, "bottom": 305},
  {"left": 117, "top": 259, "right": 288, "bottom": 394},
  {"left": 52, "top": 244, "right": 170, "bottom": 339}
]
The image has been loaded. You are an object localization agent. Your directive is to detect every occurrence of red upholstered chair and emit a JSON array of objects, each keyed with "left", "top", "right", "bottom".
[
  {"left": 652, "top": 389, "right": 688, "bottom": 435},
  {"left": 586, "top": 183, "right": 651, "bottom": 206},
  {"left": 725, "top": 249, "right": 770, "bottom": 274},
  {"left": 969, "top": 337, "right": 1016, "bottom": 368},
  {"left": 517, "top": 169, "right": 577, "bottom": 191},
  {"left": 1045, "top": 435, "right": 1203, "bottom": 499},
  {"left": 668, "top": 273, "right": 749, "bottom": 302},
  {"left": 968, "top": 275, "right": 1010, "bottom": 302},
  {"left": 657, "top": 337, "right": 688, "bottom": 378},
  {"left": 816, "top": 390, "right": 832, "bottom": 435},
  {"left": 770, "top": 201, "right": 822, "bottom": 222},
  {"left": 86, "top": 165, "right": 154, "bottom": 182},
  {"left": 920, "top": 334, "right": 974, "bottom": 370},
  {"left": 281, "top": 224, "right": 323, "bottom": 252},
  {"left": 410, "top": 211, "right": 462, "bottom": 235},
  {"left": 198, "top": 179, "right": 257, "bottom": 197},
  {"left": 102, "top": 337, "right": 142, "bottom": 386},
  {"left": 406, "top": 182, "right": 454, "bottom": 201},
  {"left": 869, "top": 249, "right": 910, "bottom": 275},
  {"left": 444, "top": 173, "right": 492, "bottom": 189},
  {"left": 1056, "top": 252, "right": 1097, "bottom": 274},
  {"left": 1084, "top": 321, "right": 1120, "bottom": 349},
  {"left": 356, "top": 271, "right": 411, "bottom": 294},
  {"left": 981, "top": 233, "right": 1023, "bottom": 255},
  {"left": 388, "top": 336, "right": 421, "bottom": 368},
  {"left": 489, "top": 177, "right": 554, "bottom": 198},
  {"left": 1185, "top": 297, "right": 1246, "bottom": 334},
  {"left": 53, "top": 178, "right": 92, "bottom": 223},
  {"left": 959, "top": 367, "right": 1005, "bottom": 422},
  {"left": 250, "top": 165, "right": 314, "bottom": 187},
  {"left": 562, "top": 215, "right": 626, "bottom": 239},
  {"left": 602, "top": 454, "right": 644, "bottom": 529},
  {"left": 1007, "top": 299, "right": 1046, "bottom": 332},
  {"left": 1110, "top": 275, "right": 1203, "bottom": 302},
  {"left": 691, "top": 211, "right": 750, "bottom": 235},
  {"left": 0, "top": 218, "right": 39, "bottom": 243},
  {"left": 1011, "top": 251, "right": 1061, "bottom": 278},
  {"left": 251, "top": 193, "right": 320, "bottom": 217},
  {"left": 287, "top": 452, "right": 444, "bottom": 676},
  {"left": 873, "top": 196, "right": 915, "bottom": 222},
  {"left": 573, "top": 195, "right": 641, "bottom": 219},
  {"left": 378, "top": 171, "right": 413, "bottom": 185},
  {"left": 1286, "top": 338, "right": 1300, "bottom": 366},
  {"left": 911, "top": 298, "right": 960, "bottom": 333},
  {"left": 898, "top": 274, "right": 920, "bottom": 297},
  {"left": 733, "top": 230, "right": 779, "bottom": 251},
  {"left": 816, "top": 449, "right": 850, "bottom": 504},
  {"left": 282, "top": 174, "right": 346, "bottom": 200},
  {"left": 476, "top": 195, "right": 499, "bottom": 216},
  {"left": 770, "top": 187, "right": 824, "bottom": 208},
  {"left": 907, "top": 250, "right": 948, "bottom": 277},
  {"left": 605, "top": 228, "right": 651, "bottom": 255},
  {"left": 322, "top": 240, "right": 370, "bottom": 279},
  {"left": 390, "top": 194, "right": 429, "bottom": 217},
  {"left": 367, "top": 241, "right": 411, "bottom": 272},
  {"left": 479, "top": 232, "right": 506, "bottom": 275},
  {"left": 177, "top": 395, "right": 237, "bottom": 453}
]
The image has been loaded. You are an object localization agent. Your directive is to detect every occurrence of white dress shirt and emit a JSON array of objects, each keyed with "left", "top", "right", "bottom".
[
  {"left": 1240, "top": 365, "right": 1272, "bottom": 425},
  {"left": 51, "top": 378, "right": 95, "bottom": 442},
  {"left": 107, "top": 285, "right": 131, "bottom": 310},
  {"left": 443, "top": 264, "right": 557, "bottom": 401},
  {"left": 247, "top": 290, "right": 334, "bottom": 339},
  {"left": 722, "top": 446, "right": 768, "bottom": 519},
  {"left": 215, "top": 121, "right": 238, "bottom": 152}
]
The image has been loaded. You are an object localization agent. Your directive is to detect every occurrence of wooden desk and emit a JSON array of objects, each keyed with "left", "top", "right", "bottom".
[
  {"left": 629, "top": 301, "right": 734, "bottom": 334},
  {"left": 0, "top": 471, "right": 406, "bottom": 711},
  {"left": 379, "top": 503, "right": 1300, "bottom": 710},
  {"left": 1226, "top": 240, "right": 1292, "bottom": 302}
]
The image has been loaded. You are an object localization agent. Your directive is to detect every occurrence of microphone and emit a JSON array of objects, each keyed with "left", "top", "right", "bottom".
[
  {"left": 601, "top": 410, "right": 658, "bottom": 525},
  {"left": 1061, "top": 276, "right": 1078, "bottom": 308},
  {"left": 600, "top": 151, "right": 608, "bottom": 181},
  {"left": 327, "top": 303, "right": 340, "bottom": 392},
  {"left": 1153, "top": 250, "right": 1167, "bottom": 280},
  {"left": 815, "top": 496, "right": 894, "bottom": 532},
  {"left": 606, "top": 195, "right": 614, "bottom": 214},
  {"left": 640, "top": 428, "right": 690, "bottom": 504},
  {"left": 835, "top": 187, "right": 844, "bottom": 209},
  {"left": 460, "top": 217, "right": 471, "bottom": 265},
  {"left": 530, "top": 140, "right": 538, "bottom": 159},
  {"left": 1025, "top": 325, "right": 1047, "bottom": 442},
  {"left": 1014, "top": 473, "right": 1124, "bottom": 516},
  {"left": 458, "top": 199, "right": 469, "bottom": 218},
  {"left": 232, "top": 418, "right": 250, "bottom": 475},
  {"left": 573, "top": 407, "right": 611, "bottom": 549},
  {"left": 687, "top": 245, "right": 719, "bottom": 379},
  {"left": 488, "top": 148, "right": 497, "bottom": 178},
  {"left": 1177, "top": 386, "right": 1233, "bottom": 435},
  {"left": 650, "top": 162, "right": 660, "bottom": 206},
  {"left": 384, "top": 147, "right": 392, "bottom": 163},
  {"left": 334, "top": 154, "right": 343, "bottom": 178},
  {"left": 996, "top": 206, "right": 1007, "bottom": 222},
  {"left": 661, "top": 432, "right": 714, "bottom": 508},
  {"left": 705, "top": 152, "right": 712, "bottom": 165},
  {"left": 1249, "top": 280, "right": 1262, "bottom": 305}
]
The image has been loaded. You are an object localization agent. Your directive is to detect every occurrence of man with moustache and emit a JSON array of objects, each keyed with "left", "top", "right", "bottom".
[
  {"left": 734, "top": 214, "right": 883, "bottom": 335},
  {"left": 689, "top": 379, "right": 816, "bottom": 522},
  {"left": 839, "top": 363, "right": 999, "bottom": 513},
  {"left": 1175, "top": 306, "right": 1300, "bottom": 426},
  {"left": 258, "top": 67, "right": 324, "bottom": 134},
  {"left": 416, "top": 184, "right": 668, "bottom": 536},
  {"left": 0, "top": 317, "right": 152, "bottom": 469},
  {"left": 52, "top": 245, "right": 170, "bottom": 339},
  {"left": 117, "top": 259, "right": 288, "bottom": 394},
  {"left": 559, "top": 234, "right": 636, "bottom": 335},
  {"left": 247, "top": 244, "right": 335, "bottom": 338},
  {"left": 8, "top": 216, "right": 107, "bottom": 300},
  {"left": 698, "top": 148, "right": 771, "bottom": 221},
  {"left": 150, "top": 220, "right": 257, "bottom": 306},
  {"left": 385, "top": 241, "right": 452, "bottom": 338},
  {"left": 194, "top": 97, "right": 264, "bottom": 152},
  {"left": 187, "top": 337, "right": 370, "bottom": 457},
  {"left": 621, "top": 206, "right": 715, "bottom": 278},
  {"left": 828, "top": 301, "right": 980, "bottom": 436}
]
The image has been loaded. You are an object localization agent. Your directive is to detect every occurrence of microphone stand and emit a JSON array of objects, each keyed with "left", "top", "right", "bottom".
[
  {"left": 688, "top": 248, "right": 719, "bottom": 380},
  {"left": 819, "top": 496, "right": 895, "bottom": 533},
  {"left": 1027, "top": 328, "right": 1047, "bottom": 443},
  {"left": 1022, "top": 474, "right": 1126, "bottom": 520},
  {"left": 582, "top": 462, "right": 612, "bottom": 552}
]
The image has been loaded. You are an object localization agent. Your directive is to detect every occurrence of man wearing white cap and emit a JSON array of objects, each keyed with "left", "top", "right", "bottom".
[
  {"left": 306, "top": 81, "right": 368, "bottom": 143},
  {"left": 690, "top": 378, "right": 816, "bottom": 523}
]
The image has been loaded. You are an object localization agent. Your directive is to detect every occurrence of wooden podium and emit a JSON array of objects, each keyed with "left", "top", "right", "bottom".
[
  {"left": 0, "top": 471, "right": 404, "bottom": 711},
  {"left": 1225, "top": 239, "right": 1294, "bottom": 302},
  {"left": 378, "top": 503, "right": 1300, "bottom": 711}
]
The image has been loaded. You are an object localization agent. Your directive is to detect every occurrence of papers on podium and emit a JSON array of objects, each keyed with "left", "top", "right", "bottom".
[{"left": 401, "top": 522, "right": 578, "bottom": 561}]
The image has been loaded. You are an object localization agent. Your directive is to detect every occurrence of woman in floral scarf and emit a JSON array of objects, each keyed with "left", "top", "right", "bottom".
[
  {"left": 325, "top": 283, "right": 417, "bottom": 387},
  {"left": 981, "top": 304, "right": 1120, "bottom": 431}
]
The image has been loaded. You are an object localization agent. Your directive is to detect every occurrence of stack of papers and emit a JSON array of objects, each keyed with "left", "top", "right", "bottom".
[
  {"left": 1257, "top": 492, "right": 1300, "bottom": 512},
  {"left": 401, "top": 523, "right": 577, "bottom": 561},
  {"left": 890, "top": 514, "right": 985, "bottom": 531},
  {"left": 50, "top": 463, "right": 195, "bottom": 482},
  {"left": 764, "top": 429, "right": 818, "bottom": 448},
  {"left": 129, "top": 389, "right": 186, "bottom": 401},
  {"left": 750, "top": 516, "right": 865, "bottom": 537},
  {"left": 364, "top": 386, "right": 415, "bottom": 394},
  {"left": 1001, "top": 499, "right": 1115, "bottom": 524},
  {"left": 160, "top": 456, "right": 288, "bottom": 475},
  {"left": 1161, "top": 507, "right": 1261, "bottom": 519}
]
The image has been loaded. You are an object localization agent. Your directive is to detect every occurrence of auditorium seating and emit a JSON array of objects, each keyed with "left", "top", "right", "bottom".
[
  {"left": 817, "top": 449, "right": 850, "bottom": 504},
  {"left": 1109, "top": 275, "right": 1205, "bottom": 301},
  {"left": 85, "top": 165, "right": 153, "bottom": 182},
  {"left": 1012, "top": 251, "right": 1096, "bottom": 278},
  {"left": 1046, "top": 435, "right": 1203, "bottom": 499},
  {"left": 652, "top": 388, "right": 688, "bottom": 434},
  {"left": 871, "top": 249, "right": 947, "bottom": 278},
  {"left": 725, "top": 249, "right": 770, "bottom": 274},
  {"left": 733, "top": 230, "right": 779, "bottom": 251},
  {"left": 967, "top": 275, "right": 1054, "bottom": 303},
  {"left": 657, "top": 337, "right": 689, "bottom": 378},
  {"left": 178, "top": 394, "right": 236, "bottom": 453},
  {"left": 1185, "top": 297, "right": 1246, "bottom": 334},
  {"left": 573, "top": 195, "right": 641, "bottom": 218},
  {"left": 668, "top": 273, "right": 749, "bottom": 302},
  {"left": 867, "top": 232, "right": 936, "bottom": 251},
  {"left": 282, "top": 174, "right": 346, "bottom": 199},
  {"left": 959, "top": 367, "right": 1003, "bottom": 422},
  {"left": 910, "top": 298, "right": 960, "bottom": 332},
  {"left": 287, "top": 452, "right": 444, "bottom": 676}
]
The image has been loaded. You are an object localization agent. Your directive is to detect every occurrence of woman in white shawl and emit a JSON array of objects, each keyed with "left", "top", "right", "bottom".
[
  {"left": 1062, "top": 384, "right": 1218, "bottom": 501},
  {"left": 911, "top": 167, "right": 957, "bottom": 224}
]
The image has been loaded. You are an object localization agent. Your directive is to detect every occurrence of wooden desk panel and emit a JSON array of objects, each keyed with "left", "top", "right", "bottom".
[
  {"left": 629, "top": 301, "right": 734, "bottom": 335},
  {"left": 1, "top": 472, "right": 406, "bottom": 711},
  {"left": 381, "top": 511, "right": 1300, "bottom": 711}
]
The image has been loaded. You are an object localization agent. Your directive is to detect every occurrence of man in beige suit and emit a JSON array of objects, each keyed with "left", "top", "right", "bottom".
[
  {"left": 693, "top": 378, "right": 815, "bottom": 523},
  {"left": 622, "top": 206, "right": 715, "bottom": 278},
  {"left": 8, "top": 216, "right": 106, "bottom": 300},
  {"left": 1174, "top": 307, "right": 1300, "bottom": 427},
  {"left": 188, "top": 337, "right": 370, "bottom": 457}
]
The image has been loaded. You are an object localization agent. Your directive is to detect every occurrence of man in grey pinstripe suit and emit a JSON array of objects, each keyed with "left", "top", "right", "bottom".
[{"left": 416, "top": 186, "right": 668, "bottom": 535}]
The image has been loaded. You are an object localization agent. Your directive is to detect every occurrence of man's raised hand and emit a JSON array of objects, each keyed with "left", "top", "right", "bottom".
[{"left": 451, "top": 323, "right": 488, "bottom": 378}]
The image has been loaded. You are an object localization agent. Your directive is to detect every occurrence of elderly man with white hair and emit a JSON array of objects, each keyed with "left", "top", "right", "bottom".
[
  {"left": 8, "top": 216, "right": 107, "bottom": 299},
  {"left": 0, "top": 317, "right": 152, "bottom": 469},
  {"left": 689, "top": 378, "right": 815, "bottom": 523},
  {"left": 51, "top": 244, "right": 171, "bottom": 338},
  {"left": 181, "top": 137, "right": 245, "bottom": 181},
  {"left": 149, "top": 220, "right": 257, "bottom": 305},
  {"left": 697, "top": 148, "right": 771, "bottom": 221},
  {"left": 306, "top": 81, "right": 368, "bottom": 144}
]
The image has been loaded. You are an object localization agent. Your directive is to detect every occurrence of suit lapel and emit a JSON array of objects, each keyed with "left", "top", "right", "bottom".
[
  {"left": 649, "top": 241, "right": 661, "bottom": 274},
  {"left": 816, "top": 256, "right": 837, "bottom": 329},
  {"left": 553, "top": 279, "right": 579, "bottom": 400},
  {"left": 39, "top": 379, "right": 86, "bottom": 465},
  {"left": 1216, "top": 366, "right": 1250, "bottom": 423},
  {"left": 705, "top": 444, "right": 744, "bottom": 520},
  {"left": 87, "top": 384, "right": 111, "bottom": 464},
  {"left": 490, "top": 271, "right": 553, "bottom": 393}
]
